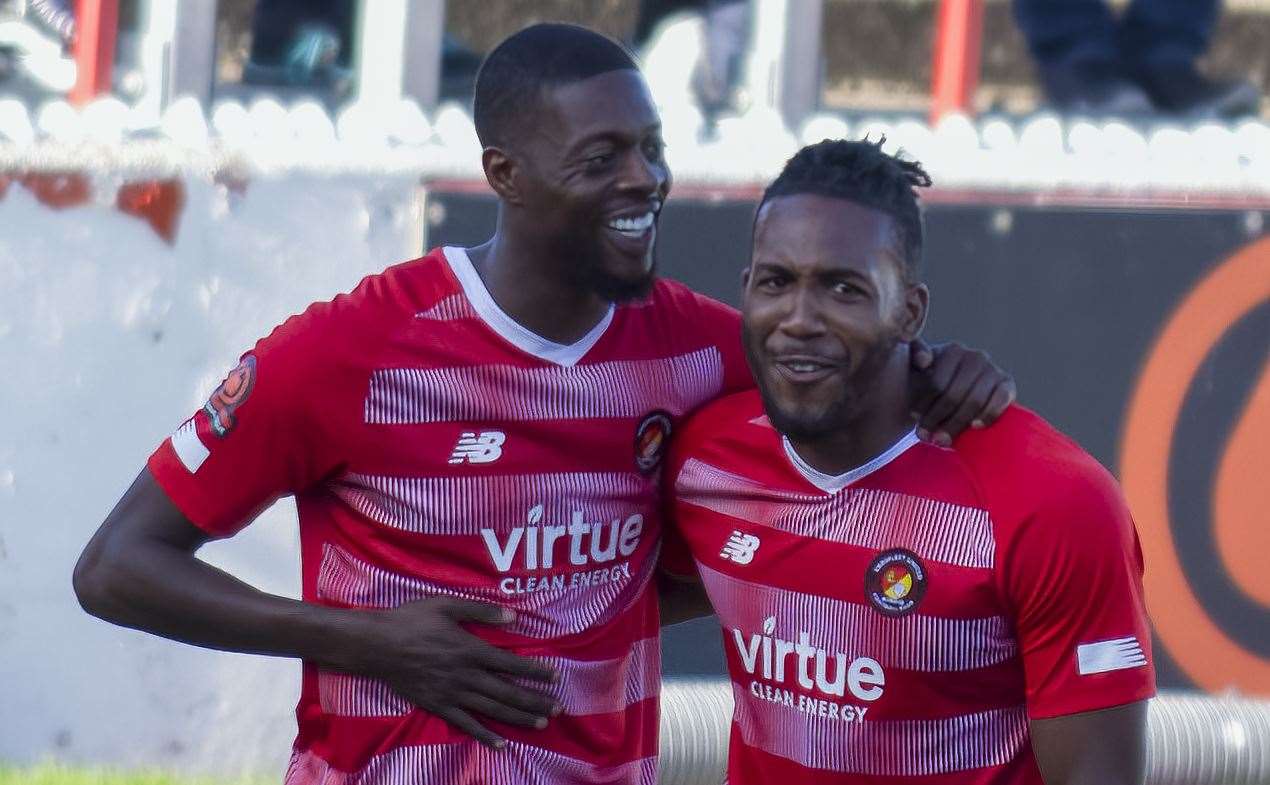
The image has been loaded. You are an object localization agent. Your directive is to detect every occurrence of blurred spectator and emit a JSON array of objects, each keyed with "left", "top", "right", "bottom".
[
  {"left": 243, "top": 0, "right": 353, "bottom": 94},
  {"left": 27, "top": 0, "right": 74, "bottom": 49},
  {"left": 0, "top": 0, "right": 76, "bottom": 94},
  {"left": 1015, "top": 0, "right": 1260, "bottom": 118},
  {"left": 633, "top": 0, "right": 752, "bottom": 130}
]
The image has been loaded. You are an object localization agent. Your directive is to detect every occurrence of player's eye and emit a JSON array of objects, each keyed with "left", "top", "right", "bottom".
[
  {"left": 644, "top": 139, "right": 666, "bottom": 161},
  {"left": 756, "top": 274, "right": 789, "bottom": 291},
  {"left": 585, "top": 151, "right": 616, "bottom": 170},
  {"left": 831, "top": 281, "right": 867, "bottom": 298}
]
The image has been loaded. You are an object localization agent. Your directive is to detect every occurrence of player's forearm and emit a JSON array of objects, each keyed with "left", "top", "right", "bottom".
[{"left": 74, "top": 539, "right": 378, "bottom": 672}]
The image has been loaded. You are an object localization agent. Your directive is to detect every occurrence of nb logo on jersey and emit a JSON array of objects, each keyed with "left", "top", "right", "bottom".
[
  {"left": 448, "top": 431, "right": 506, "bottom": 464},
  {"left": 720, "top": 531, "right": 761, "bottom": 564}
]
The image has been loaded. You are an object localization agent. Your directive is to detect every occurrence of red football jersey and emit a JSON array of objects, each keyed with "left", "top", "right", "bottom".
[
  {"left": 148, "top": 247, "right": 750, "bottom": 784},
  {"left": 665, "top": 392, "right": 1155, "bottom": 785}
]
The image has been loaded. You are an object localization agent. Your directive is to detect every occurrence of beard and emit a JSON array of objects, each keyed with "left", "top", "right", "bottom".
[
  {"left": 743, "top": 322, "right": 902, "bottom": 443},
  {"left": 556, "top": 231, "right": 658, "bottom": 304},
  {"left": 586, "top": 258, "right": 657, "bottom": 302}
]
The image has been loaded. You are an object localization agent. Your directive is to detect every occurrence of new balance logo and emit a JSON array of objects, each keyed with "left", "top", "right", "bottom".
[
  {"left": 1076, "top": 636, "right": 1148, "bottom": 675},
  {"left": 448, "top": 431, "right": 506, "bottom": 464},
  {"left": 720, "top": 530, "right": 761, "bottom": 564}
]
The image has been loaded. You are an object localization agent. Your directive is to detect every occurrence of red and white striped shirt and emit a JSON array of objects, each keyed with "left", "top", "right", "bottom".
[
  {"left": 148, "top": 247, "right": 750, "bottom": 784},
  {"left": 665, "top": 392, "right": 1155, "bottom": 785}
]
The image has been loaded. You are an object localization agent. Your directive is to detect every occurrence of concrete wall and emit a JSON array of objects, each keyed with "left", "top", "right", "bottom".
[{"left": 0, "top": 168, "right": 424, "bottom": 777}]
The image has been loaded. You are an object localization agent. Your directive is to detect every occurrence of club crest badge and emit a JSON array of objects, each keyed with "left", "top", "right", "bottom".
[
  {"left": 865, "top": 548, "right": 928, "bottom": 617},
  {"left": 203, "top": 355, "right": 257, "bottom": 438},
  {"left": 634, "top": 411, "right": 673, "bottom": 475}
]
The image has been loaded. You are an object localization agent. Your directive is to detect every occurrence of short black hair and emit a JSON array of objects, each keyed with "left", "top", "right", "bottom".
[
  {"left": 473, "top": 23, "right": 639, "bottom": 149},
  {"left": 758, "top": 138, "right": 932, "bottom": 281}
]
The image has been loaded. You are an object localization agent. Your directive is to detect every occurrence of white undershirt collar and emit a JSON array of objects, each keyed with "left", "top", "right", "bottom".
[
  {"left": 783, "top": 428, "right": 920, "bottom": 495},
  {"left": 443, "top": 246, "right": 614, "bottom": 367}
]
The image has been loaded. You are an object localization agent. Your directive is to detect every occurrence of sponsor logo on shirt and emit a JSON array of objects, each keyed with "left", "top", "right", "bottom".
[
  {"left": 448, "top": 431, "right": 505, "bottom": 464},
  {"left": 481, "top": 504, "right": 644, "bottom": 595},
  {"left": 733, "top": 614, "right": 884, "bottom": 723},
  {"left": 1076, "top": 636, "right": 1148, "bottom": 675},
  {"left": 634, "top": 411, "right": 672, "bottom": 474},
  {"left": 204, "top": 355, "right": 257, "bottom": 438},
  {"left": 720, "top": 530, "right": 761, "bottom": 565},
  {"left": 865, "top": 548, "right": 928, "bottom": 617}
]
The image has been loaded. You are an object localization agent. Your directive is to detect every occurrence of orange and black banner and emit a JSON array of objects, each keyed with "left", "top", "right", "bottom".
[{"left": 427, "top": 190, "right": 1269, "bottom": 694}]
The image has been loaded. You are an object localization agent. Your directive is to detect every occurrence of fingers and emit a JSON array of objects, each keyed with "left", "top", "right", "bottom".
[
  {"left": 476, "top": 644, "right": 559, "bottom": 683},
  {"left": 973, "top": 380, "right": 1016, "bottom": 429},
  {"left": 915, "top": 359, "right": 981, "bottom": 445},
  {"left": 910, "top": 345, "right": 964, "bottom": 421},
  {"left": 926, "top": 370, "right": 998, "bottom": 443},
  {"left": 439, "top": 598, "right": 515, "bottom": 626},
  {"left": 909, "top": 338, "right": 934, "bottom": 370},
  {"left": 432, "top": 706, "right": 506, "bottom": 750},
  {"left": 460, "top": 691, "right": 552, "bottom": 730},
  {"left": 469, "top": 671, "right": 561, "bottom": 718}
]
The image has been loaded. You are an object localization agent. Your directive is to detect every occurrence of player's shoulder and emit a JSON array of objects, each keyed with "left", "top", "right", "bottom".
[
  {"left": 674, "top": 389, "right": 768, "bottom": 454},
  {"left": 641, "top": 278, "right": 740, "bottom": 330},
  {"left": 271, "top": 249, "right": 452, "bottom": 345},
  {"left": 953, "top": 405, "right": 1127, "bottom": 526}
]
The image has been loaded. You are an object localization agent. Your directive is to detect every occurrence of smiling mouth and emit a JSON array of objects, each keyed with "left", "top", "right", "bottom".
[
  {"left": 605, "top": 211, "right": 656, "bottom": 239},
  {"left": 773, "top": 357, "right": 843, "bottom": 384}
]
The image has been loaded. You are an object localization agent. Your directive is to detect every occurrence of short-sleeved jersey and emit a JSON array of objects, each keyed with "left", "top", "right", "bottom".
[
  {"left": 147, "top": 247, "right": 751, "bottom": 785},
  {"left": 665, "top": 392, "right": 1155, "bottom": 785}
]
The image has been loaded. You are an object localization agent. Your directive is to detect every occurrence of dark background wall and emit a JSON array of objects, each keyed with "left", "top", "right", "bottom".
[{"left": 426, "top": 189, "right": 1270, "bottom": 693}]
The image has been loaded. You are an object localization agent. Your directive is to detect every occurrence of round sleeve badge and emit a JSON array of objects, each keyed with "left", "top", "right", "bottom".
[{"left": 865, "top": 548, "right": 928, "bottom": 616}]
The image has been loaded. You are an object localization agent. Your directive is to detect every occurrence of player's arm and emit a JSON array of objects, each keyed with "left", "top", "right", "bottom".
[
  {"left": 1001, "top": 466, "right": 1156, "bottom": 783},
  {"left": 1030, "top": 700, "right": 1149, "bottom": 785},
  {"left": 73, "top": 469, "right": 561, "bottom": 749},
  {"left": 657, "top": 570, "right": 714, "bottom": 626},
  {"left": 908, "top": 340, "right": 1016, "bottom": 444}
]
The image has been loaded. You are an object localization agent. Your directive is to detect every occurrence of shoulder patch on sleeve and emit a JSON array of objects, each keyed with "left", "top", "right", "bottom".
[
  {"left": 1077, "top": 636, "right": 1148, "bottom": 675},
  {"left": 203, "top": 355, "right": 257, "bottom": 437}
]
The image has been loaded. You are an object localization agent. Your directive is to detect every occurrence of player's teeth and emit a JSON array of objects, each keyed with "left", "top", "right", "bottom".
[{"left": 608, "top": 213, "right": 653, "bottom": 232}]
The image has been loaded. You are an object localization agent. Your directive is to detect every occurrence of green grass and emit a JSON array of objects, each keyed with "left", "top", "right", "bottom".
[{"left": 0, "top": 764, "right": 272, "bottom": 785}]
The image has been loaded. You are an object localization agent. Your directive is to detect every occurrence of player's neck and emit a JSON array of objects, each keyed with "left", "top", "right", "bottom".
[
  {"left": 466, "top": 231, "right": 612, "bottom": 345},
  {"left": 787, "top": 364, "right": 915, "bottom": 478}
]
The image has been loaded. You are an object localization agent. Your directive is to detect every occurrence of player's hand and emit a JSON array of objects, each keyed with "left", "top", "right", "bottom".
[
  {"left": 360, "top": 596, "right": 561, "bottom": 750},
  {"left": 908, "top": 340, "right": 1016, "bottom": 446}
]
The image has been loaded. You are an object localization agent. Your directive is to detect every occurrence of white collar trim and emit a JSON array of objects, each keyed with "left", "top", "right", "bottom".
[
  {"left": 443, "top": 246, "right": 614, "bottom": 367},
  {"left": 783, "top": 429, "right": 920, "bottom": 494}
]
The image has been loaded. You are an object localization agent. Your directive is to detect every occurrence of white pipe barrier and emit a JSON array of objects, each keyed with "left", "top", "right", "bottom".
[{"left": 658, "top": 679, "right": 1270, "bottom": 785}]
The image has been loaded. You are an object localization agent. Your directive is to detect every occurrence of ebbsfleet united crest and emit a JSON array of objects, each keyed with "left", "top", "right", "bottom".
[{"left": 865, "top": 548, "right": 928, "bottom": 617}]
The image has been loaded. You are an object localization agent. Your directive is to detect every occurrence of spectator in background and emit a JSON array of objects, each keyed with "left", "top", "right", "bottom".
[
  {"left": 26, "top": 0, "right": 75, "bottom": 50},
  {"left": 1015, "top": 0, "right": 1260, "bottom": 118},
  {"left": 633, "top": 0, "right": 752, "bottom": 133},
  {"left": 243, "top": 0, "right": 353, "bottom": 94}
]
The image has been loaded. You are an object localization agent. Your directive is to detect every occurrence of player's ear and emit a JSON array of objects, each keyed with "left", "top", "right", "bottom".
[
  {"left": 900, "top": 282, "right": 929, "bottom": 341},
  {"left": 482, "top": 146, "right": 522, "bottom": 204}
]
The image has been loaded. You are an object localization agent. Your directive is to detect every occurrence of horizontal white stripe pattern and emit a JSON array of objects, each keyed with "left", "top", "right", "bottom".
[
  {"left": 1077, "top": 636, "right": 1148, "bottom": 675},
  {"left": 678, "top": 459, "right": 996, "bottom": 570},
  {"left": 318, "top": 672, "right": 409, "bottom": 717},
  {"left": 170, "top": 418, "right": 209, "bottom": 473},
  {"left": 315, "top": 543, "right": 657, "bottom": 639},
  {"left": 700, "top": 564, "right": 1015, "bottom": 672},
  {"left": 363, "top": 347, "right": 723, "bottom": 424},
  {"left": 318, "top": 637, "right": 661, "bottom": 719},
  {"left": 333, "top": 471, "right": 652, "bottom": 536},
  {"left": 285, "top": 743, "right": 657, "bottom": 785},
  {"left": 732, "top": 682, "right": 1029, "bottom": 776},
  {"left": 414, "top": 294, "right": 477, "bottom": 322}
]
